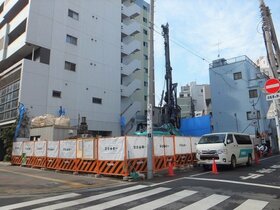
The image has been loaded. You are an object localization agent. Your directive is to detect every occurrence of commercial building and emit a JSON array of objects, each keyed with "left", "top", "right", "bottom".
[
  {"left": 0, "top": 0, "right": 149, "bottom": 137},
  {"left": 178, "top": 82, "right": 211, "bottom": 118},
  {"left": 209, "top": 56, "right": 272, "bottom": 135}
]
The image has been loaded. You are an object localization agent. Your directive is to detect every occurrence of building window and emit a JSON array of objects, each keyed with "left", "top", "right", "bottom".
[
  {"left": 144, "top": 81, "right": 148, "bottom": 86},
  {"left": 143, "top": 41, "right": 148, "bottom": 47},
  {"left": 144, "top": 54, "right": 148, "bottom": 60},
  {"left": 0, "top": 80, "right": 20, "bottom": 122},
  {"left": 233, "top": 72, "right": 242, "bottom": 80},
  {"left": 249, "top": 89, "right": 258, "bottom": 98},
  {"left": 201, "top": 89, "right": 203, "bottom": 93},
  {"left": 52, "top": 90, "right": 61, "bottom": 98},
  {"left": 66, "top": 34, "right": 78, "bottom": 45},
  {"left": 143, "top": 17, "right": 147, "bottom": 23},
  {"left": 144, "top": 68, "right": 148, "bottom": 73},
  {"left": 246, "top": 110, "right": 260, "bottom": 120},
  {"left": 64, "top": 61, "right": 76, "bottom": 71},
  {"left": 143, "top": 29, "right": 148, "bottom": 35},
  {"left": 92, "top": 97, "right": 102, "bottom": 104},
  {"left": 68, "top": 9, "right": 79, "bottom": 20},
  {"left": 143, "top": 5, "right": 147, "bottom": 11},
  {"left": 144, "top": 96, "right": 147, "bottom": 101}
]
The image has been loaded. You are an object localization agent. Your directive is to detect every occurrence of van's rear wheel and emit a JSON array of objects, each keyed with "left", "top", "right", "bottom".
[
  {"left": 230, "top": 156, "right": 236, "bottom": 169},
  {"left": 246, "top": 155, "right": 252, "bottom": 166}
]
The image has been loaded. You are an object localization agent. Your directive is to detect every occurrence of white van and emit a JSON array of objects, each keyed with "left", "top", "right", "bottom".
[{"left": 196, "top": 132, "right": 254, "bottom": 169}]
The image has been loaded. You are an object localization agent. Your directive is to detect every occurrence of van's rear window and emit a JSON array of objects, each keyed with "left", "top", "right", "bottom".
[{"left": 198, "top": 134, "right": 226, "bottom": 144}]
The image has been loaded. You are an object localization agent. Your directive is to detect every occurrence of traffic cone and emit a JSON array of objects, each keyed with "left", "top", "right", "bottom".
[
  {"left": 168, "top": 162, "right": 175, "bottom": 176},
  {"left": 255, "top": 152, "right": 260, "bottom": 165},
  {"left": 211, "top": 159, "right": 218, "bottom": 174}
]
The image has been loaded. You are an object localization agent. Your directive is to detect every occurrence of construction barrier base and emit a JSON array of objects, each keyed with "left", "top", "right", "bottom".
[
  {"left": 31, "top": 157, "right": 47, "bottom": 168},
  {"left": 76, "top": 159, "right": 98, "bottom": 174},
  {"left": 97, "top": 160, "right": 128, "bottom": 177},
  {"left": 11, "top": 156, "right": 22, "bottom": 165}
]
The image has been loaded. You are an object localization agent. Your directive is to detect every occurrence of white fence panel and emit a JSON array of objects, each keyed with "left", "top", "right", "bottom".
[
  {"left": 83, "top": 139, "right": 95, "bottom": 159},
  {"left": 174, "top": 136, "right": 192, "bottom": 154},
  {"left": 127, "top": 136, "right": 147, "bottom": 159},
  {"left": 191, "top": 137, "right": 200, "bottom": 153},
  {"left": 47, "top": 141, "right": 59, "bottom": 158},
  {"left": 98, "top": 137, "right": 125, "bottom": 161},
  {"left": 153, "top": 136, "right": 174, "bottom": 156},
  {"left": 12, "top": 142, "right": 23, "bottom": 156},
  {"left": 23, "top": 141, "right": 34, "bottom": 156},
  {"left": 59, "top": 140, "right": 77, "bottom": 159},
  {"left": 34, "top": 141, "right": 47, "bottom": 157}
]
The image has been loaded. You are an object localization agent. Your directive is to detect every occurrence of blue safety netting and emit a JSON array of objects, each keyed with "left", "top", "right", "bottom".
[{"left": 180, "top": 115, "right": 211, "bottom": 136}]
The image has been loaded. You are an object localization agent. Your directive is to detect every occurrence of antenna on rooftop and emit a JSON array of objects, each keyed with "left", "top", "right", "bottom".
[{"left": 215, "top": 41, "right": 222, "bottom": 58}]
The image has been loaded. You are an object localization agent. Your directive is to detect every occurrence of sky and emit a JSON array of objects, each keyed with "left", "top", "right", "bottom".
[{"left": 152, "top": 0, "right": 280, "bottom": 105}]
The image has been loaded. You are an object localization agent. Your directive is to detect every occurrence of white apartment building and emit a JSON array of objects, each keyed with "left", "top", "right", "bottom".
[
  {"left": 121, "top": 0, "right": 150, "bottom": 134},
  {"left": 178, "top": 82, "right": 211, "bottom": 118},
  {"left": 0, "top": 0, "right": 149, "bottom": 137}
]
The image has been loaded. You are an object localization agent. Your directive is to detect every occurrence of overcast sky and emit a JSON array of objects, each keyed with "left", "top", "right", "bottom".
[{"left": 152, "top": 0, "right": 280, "bottom": 104}]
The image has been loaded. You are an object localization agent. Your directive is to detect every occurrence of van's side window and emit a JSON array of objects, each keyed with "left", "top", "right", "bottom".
[
  {"left": 227, "top": 134, "right": 234, "bottom": 144},
  {"left": 234, "top": 135, "right": 252, "bottom": 144}
]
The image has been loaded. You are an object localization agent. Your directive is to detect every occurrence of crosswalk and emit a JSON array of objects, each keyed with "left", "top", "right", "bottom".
[{"left": 0, "top": 185, "right": 269, "bottom": 210}]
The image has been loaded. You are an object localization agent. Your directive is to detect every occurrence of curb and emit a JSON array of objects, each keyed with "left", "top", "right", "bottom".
[{"left": 0, "top": 161, "right": 11, "bottom": 166}]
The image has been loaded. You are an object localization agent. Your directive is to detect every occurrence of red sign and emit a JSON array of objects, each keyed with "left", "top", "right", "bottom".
[{"left": 265, "top": 78, "right": 280, "bottom": 94}]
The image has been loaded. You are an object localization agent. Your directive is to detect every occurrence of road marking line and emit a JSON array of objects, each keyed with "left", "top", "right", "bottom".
[
  {"left": 179, "top": 194, "right": 229, "bottom": 210},
  {"left": 149, "top": 177, "right": 186, "bottom": 187},
  {"left": 185, "top": 177, "right": 280, "bottom": 189},
  {"left": 33, "top": 185, "right": 147, "bottom": 210},
  {"left": 234, "top": 199, "right": 268, "bottom": 210},
  {"left": 128, "top": 190, "right": 197, "bottom": 210},
  {"left": 80, "top": 187, "right": 170, "bottom": 210},
  {"left": 0, "top": 193, "right": 79, "bottom": 210},
  {"left": 190, "top": 171, "right": 211, "bottom": 177},
  {"left": 0, "top": 168, "right": 88, "bottom": 188}
]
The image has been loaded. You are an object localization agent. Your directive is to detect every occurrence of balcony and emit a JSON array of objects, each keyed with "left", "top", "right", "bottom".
[
  {"left": 121, "top": 21, "right": 141, "bottom": 37},
  {"left": 121, "top": 40, "right": 141, "bottom": 56},
  {"left": 121, "top": 4, "right": 141, "bottom": 19},
  {"left": 121, "top": 79, "right": 141, "bottom": 97},
  {"left": 121, "top": 59, "right": 141, "bottom": 76},
  {"left": 121, "top": 101, "right": 142, "bottom": 126}
]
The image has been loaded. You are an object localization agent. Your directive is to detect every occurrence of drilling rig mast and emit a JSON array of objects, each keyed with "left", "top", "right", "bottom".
[{"left": 161, "top": 23, "right": 181, "bottom": 129}]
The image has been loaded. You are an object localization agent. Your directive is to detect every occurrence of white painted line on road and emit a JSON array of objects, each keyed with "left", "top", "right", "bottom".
[
  {"left": 260, "top": 154, "right": 280, "bottom": 161},
  {"left": 234, "top": 199, "right": 268, "bottom": 210},
  {"left": 190, "top": 171, "right": 211, "bottom": 177},
  {"left": 80, "top": 187, "right": 170, "bottom": 210},
  {"left": 0, "top": 193, "right": 80, "bottom": 210},
  {"left": 179, "top": 194, "right": 230, "bottom": 210},
  {"left": 128, "top": 190, "right": 197, "bottom": 210},
  {"left": 149, "top": 177, "right": 186, "bottom": 187},
  {"left": 32, "top": 185, "right": 147, "bottom": 210},
  {"left": 185, "top": 177, "right": 280, "bottom": 190}
]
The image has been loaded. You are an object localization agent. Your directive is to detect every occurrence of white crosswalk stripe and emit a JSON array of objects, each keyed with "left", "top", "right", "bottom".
[
  {"left": 0, "top": 185, "right": 271, "bottom": 210},
  {"left": 32, "top": 185, "right": 147, "bottom": 210},
  {"left": 0, "top": 193, "right": 79, "bottom": 210},
  {"left": 80, "top": 187, "right": 170, "bottom": 210},
  {"left": 233, "top": 199, "right": 269, "bottom": 210},
  {"left": 179, "top": 194, "right": 230, "bottom": 210},
  {"left": 128, "top": 190, "right": 197, "bottom": 210}
]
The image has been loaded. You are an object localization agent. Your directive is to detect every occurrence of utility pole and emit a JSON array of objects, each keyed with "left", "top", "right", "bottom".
[
  {"left": 259, "top": 0, "right": 280, "bottom": 152},
  {"left": 147, "top": 0, "right": 155, "bottom": 179}
]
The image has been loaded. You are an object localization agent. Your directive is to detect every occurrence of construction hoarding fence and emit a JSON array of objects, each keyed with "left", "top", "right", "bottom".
[{"left": 11, "top": 136, "right": 199, "bottom": 177}]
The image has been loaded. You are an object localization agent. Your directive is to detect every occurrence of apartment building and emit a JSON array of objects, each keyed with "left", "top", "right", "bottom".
[
  {"left": 121, "top": 0, "right": 150, "bottom": 134},
  {"left": 0, "top": 0, "right": 149, "bottom": 137},
  {"left": 209, "top": 56, "right": 272, "bottom": 135}
]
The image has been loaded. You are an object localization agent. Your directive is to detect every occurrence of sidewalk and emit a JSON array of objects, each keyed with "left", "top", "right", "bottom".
[{"left": 0, "top": 164, "right": 130, "bottom": 196}]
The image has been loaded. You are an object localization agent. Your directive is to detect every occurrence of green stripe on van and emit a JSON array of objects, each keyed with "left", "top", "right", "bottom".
[{"left": 239, "top": 149, "right": 253, "bottom": 158}]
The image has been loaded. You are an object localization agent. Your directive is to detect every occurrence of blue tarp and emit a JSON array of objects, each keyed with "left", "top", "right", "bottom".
[{"left": 180, "top": 115, "right": 211, "bottom": 137}]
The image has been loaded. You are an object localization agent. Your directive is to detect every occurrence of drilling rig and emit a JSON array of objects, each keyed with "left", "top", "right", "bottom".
[
  {"left": 259, "top": 0, "right": 280, "bottom": 151},
  {"left": 160, "top": 23, "right": 181, "bottom": 129}
]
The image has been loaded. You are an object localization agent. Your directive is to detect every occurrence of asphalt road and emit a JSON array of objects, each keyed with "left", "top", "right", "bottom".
[{"left": 0, "top": 155, "right": 279, "bottom": 209}]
